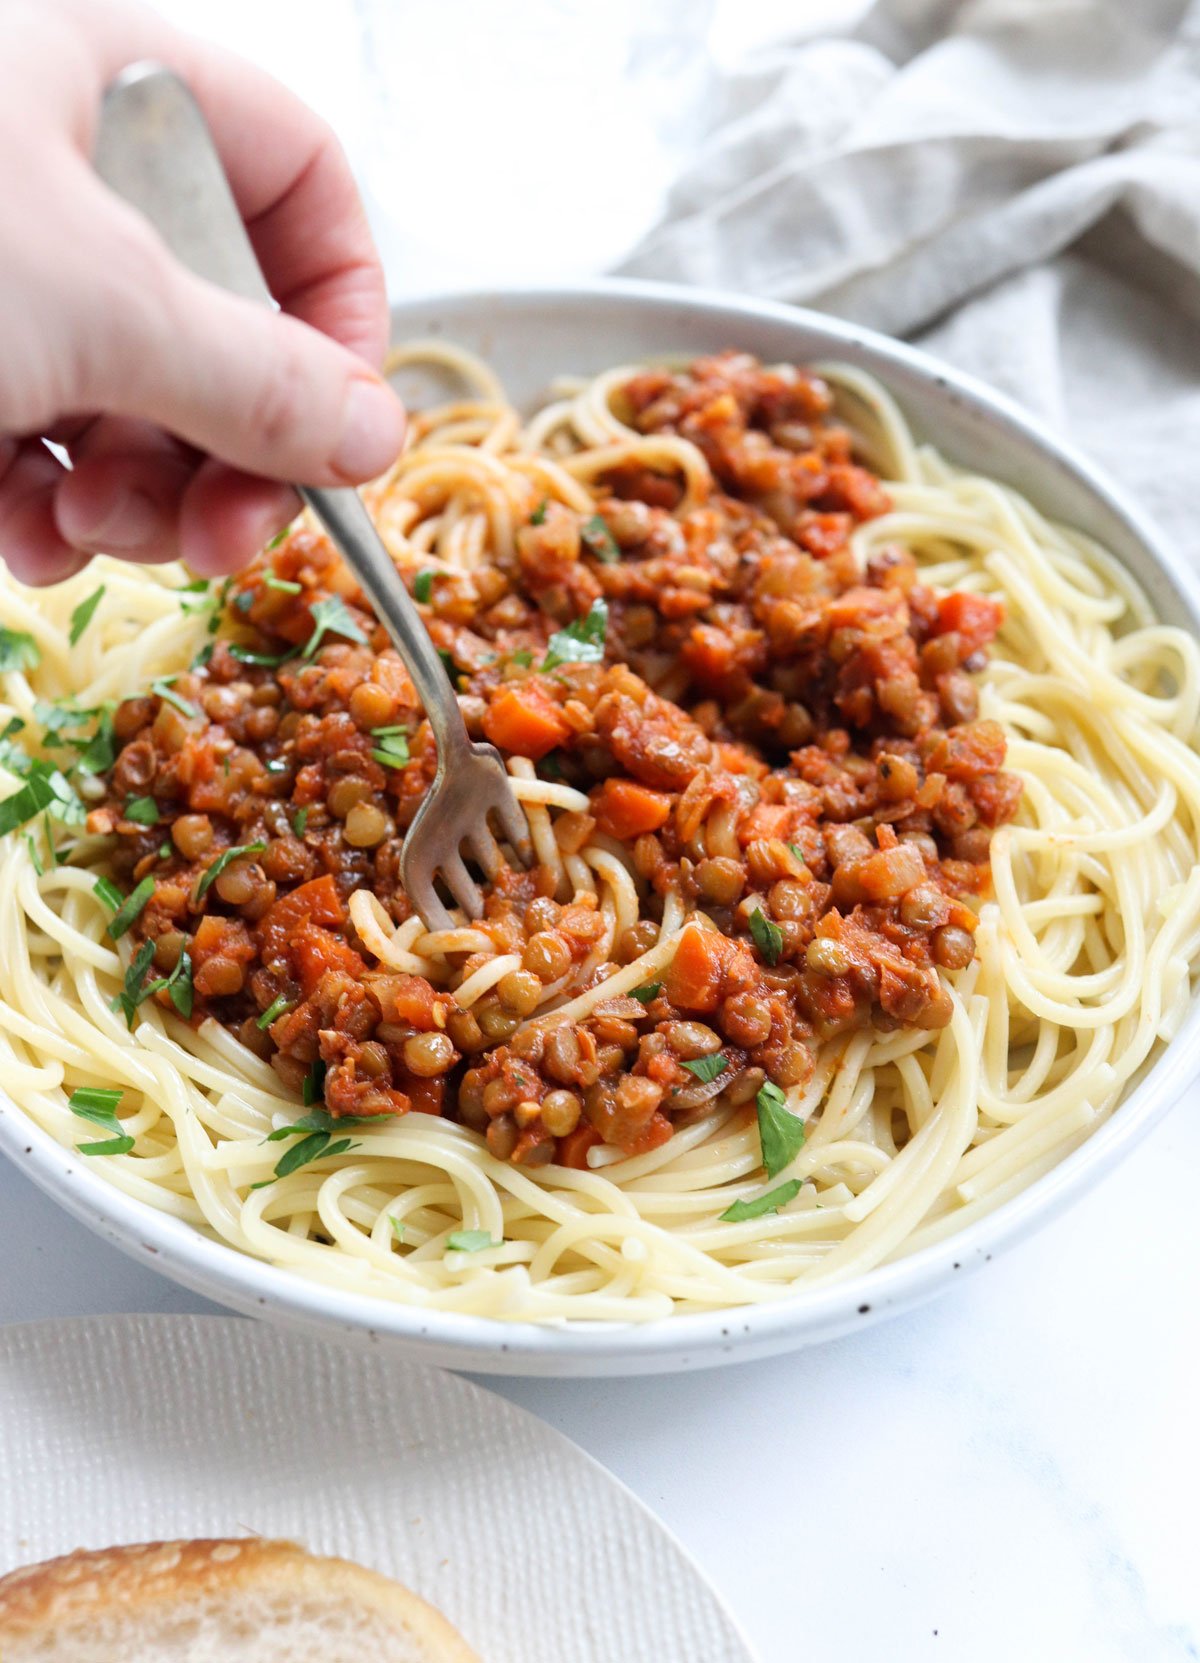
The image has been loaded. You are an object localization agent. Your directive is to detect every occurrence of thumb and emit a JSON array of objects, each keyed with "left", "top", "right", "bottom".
[{"left": 81, "top": 220, "right": 405, "bottom": 487}]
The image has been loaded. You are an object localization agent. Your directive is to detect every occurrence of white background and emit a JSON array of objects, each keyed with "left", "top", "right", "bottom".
[{"left": 3, "top": 2, "right": 1198, "bottom": 1658}]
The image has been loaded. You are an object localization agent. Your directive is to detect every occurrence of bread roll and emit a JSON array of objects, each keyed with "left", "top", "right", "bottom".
[{"left": 0, "top": 1537, "right": 480, "bottom": 1661}]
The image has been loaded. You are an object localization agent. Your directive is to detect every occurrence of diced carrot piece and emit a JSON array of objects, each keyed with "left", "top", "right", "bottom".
[
  {"left": 393, "top": 973, "right": 444, "bottom": 1029},
  {"left": 592, "top": 778, "right": 673, "bottom": 839},
  {"left": 557, "top": 1124, "right": 601, "bottom": 1169},
  {"left": 936, "top": 592, "right": 1004, "bottom": 656},
  {"left": 292, "top": 924, "right": 364, "bottom": 996},
  {"left": 482, "top": 684, "right": 571, "bottom": 760},
  {"left": 738, "top": 803, "right": 794, "bottom": 844},
  {"left": 664, "top": 923, "right": 726, "bottom": 1014},
  {"left": 258, "top": 875, "right": 346, "bottom": 965}
]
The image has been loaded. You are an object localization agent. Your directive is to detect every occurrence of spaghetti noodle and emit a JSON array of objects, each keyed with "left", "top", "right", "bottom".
[{"left": 0, "top": 345, "right": 1198, "bottom": 1321}]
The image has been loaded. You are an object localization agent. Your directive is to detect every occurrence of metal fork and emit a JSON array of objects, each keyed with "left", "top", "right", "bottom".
[{"left": 93, "top": 64, "right": 530, "bottom": 931}]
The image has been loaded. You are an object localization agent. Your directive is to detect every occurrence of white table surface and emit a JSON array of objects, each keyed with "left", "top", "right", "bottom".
[{"left": 4, "top": 3, "right": 1198, "bottom": 1658}]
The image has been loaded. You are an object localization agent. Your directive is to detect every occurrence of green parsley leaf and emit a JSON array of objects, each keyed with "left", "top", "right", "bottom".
[
  {"left": 292, "top": 807, "right": 308, "bottom": 836},
  {"left": 390, "top": 1216, "right": 405, "bottom": 1242},
  {"left": 191, "top": 641, "right": 215, "bottom": 671},
  {"left": 263, "top": 572, "right": 302, "bottom": 594},
  {"left": 142, "top": 948, "right": 195, "bottom": 1021},
  {"left": 413, "top": 569, "right": 434, "bottom": 604},
  {"left": 2, "top": 715, "right": 24, "bottom": 738},
  {"left": 69, "top": 1088, "right": 135, "bottom": 1158},
  {"left": 372, "top": 729, "right": 409, "bottom": 769},
  {"left": 257, "top": 993, "right": 292, "bottom": 1030},
  {"left": 68, "top": 586, "right": 105, "bottom": 646},
  {"left": 272, "top": 1129, "right": 357, "bottom": 1179},
  {"left": 93, "top": 875, "right": 124, "bottom": 912},
  {"left": 0, "top": 628, "right": 40, "bottom": 673},
  {"left": 580, "top": 513, "right": 620, "bottom": 564},
  {"left": 266, "top": 527, "right": 289, "bottom": 551},
  {"left": 151, "top": 677, "right": 198, "bottom": 718},
  {"left": 749, "top": 906, "right": 783, "bottom": 967},
  {"left": 302, "top": 596, "right": 368, "bottom": 659},
  {"left": 446, "top": 1229, "right": 500, "bottom": 1252},
  {"left": 302, "top": 1057, "right": 327, "bottom": 1108},
  {"left": 788, "top": 842, "right": 807, "bottom": 866},
  {"left": 109, "top": 938, "right": 156, "bottom": 1029},
  {"left": 681, "top": 1053, "right": 727, "bottom": 1084},
  {"left": 631, "top": 981, "right": 663, "bottom": 1004},
  {"left": 542, "top": 598, "right": 608, "bottom": 671},
  {"left": 107, "top": 875, "right": 155, "bottom": 940},
  {"left": 124, "top": 796, "right": 159, "bottom": 826},
  {"left": 438, "top": 647, "right": 459, "bottom": 684},
  {"left": 0, "top": 761, "right": 80, "bottom": 837},
  {"left": 196, "top": 840, "right": 267, "bottom": 899},
  {"left": 266, "top": 1106, "right": 392, "bottom": 1140},
  {"left": 510, "top": 648, "right": 533, "bottom": 669},
  {"left": 75, "top": 710, "right": 115, "bottom": 776},
  {"left": 233, "top": 590, "right": 254, "bottom": 615},
  {"left": 24, "top": 832, "right": 43, "bottom": 875},
  {"left": 530, "top": 500, "right": 548, "bottom": 525},
  {"left": 229, "top": 642, "right": 297, "bottom": 668},
  {"left": 158, "top": 841, "right": 171, "bottom": 860},
  {"left": 719, "top": 1179, "right": 802, "bottom": 1223},
  {"left": 756, "top": 1080, "right": 805, "bottom": 1178}
]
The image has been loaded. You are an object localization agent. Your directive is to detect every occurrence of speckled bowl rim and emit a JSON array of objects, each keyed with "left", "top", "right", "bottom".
[{"left": 2, "top": 277, "right": 1197, "bottom": 1376}]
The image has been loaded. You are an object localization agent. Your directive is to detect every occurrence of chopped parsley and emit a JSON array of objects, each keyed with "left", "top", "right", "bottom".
[
  {"left": 0, "top": 760, "right": 82, "bottom": 837},
  {"left": 749, "top": 906, "right": 783, "bottom": 967},
  {"left": 233, "top": 589, "right": 254, "bottom": 615},
  {"left": 123, "top": 796, "right": 159, "bottom": 826},
  {"left": 681, "top": 1053, "right": 727, "bottom": 1084},
  {"left": 390, "top": 1216, "right": 406, "bottom": 1242},
  {"left": 302, "top": 595, "right": 368, "bottom": 659},
  {"left": 258, "top": 1106, "right": 391, "bottom": 1184},
  {"left": 510, "top": 648, "right": 533, "bottom": 669},
  {"left": 263, "top": 572, "right": 302, "bottom": 595},
  {"left": 580, "top": 514, "right": 620, "bottom": 564},
  {"left": 75, "top": 709, "right": 115, "bottom": 776},
  {"left": 265, "top": 526, "right": 290, "bottom": 551},
  {"left": 542, "top": 599, "right": 608, "bottom": 671},
  {"left": 371, "top": 727, "right": 409, "bottom": 769},
  {"left": 530, "top": 500, "right": 548, "bottom": 525},
  {"left": 302, "top": 1057, "right": 326, "bottom": 1107},
  {"left": 24, "top": 833, "right": 43, "bottom": 875},
  {"left": 788, "top": 842, "right": 807, "bottom": 866},
  {"left": 0, "top": 628, "right": 40, "bottom": 673},
  {"left": 109, "top": 938, "right": 157, "bottom": 1029},
  {"left": 256, "top": 994, "right": 292, "bottom": 1030},
  {"left": 191, "top": 641, "right": 215, "bottom": 671},
  {"left": 719, "top": 1179, "right": 802, "bottom": 1223},
  {"left": 756, "top": 1079, "right": 806, "bottom": 1178},
  {"left": 196, "top": 840, "right": 267, "bottom": 899},
  {"left": 140, "top": 947, "right": 194, "bottom": 1020},
  {"left": 413, "top": 569, "right": 434, "bottom": 604},
  {"left": 68, "top": 586, "right": 105, "bottom": 646},
  {"left": 106, "top": 875, "right": 155, "bottom": 940},
  {"left": 631, "top": 981, "right": 663, "bottom": 1004},
  {"left": 151, "top": 677, "right": 198, "bottom": 719},
  {"left": 229, "top": 642, "right": 297, "bottom": 668},
  {"left": 446, "top": 1229, "right": 500, "bottom": 1252},
  {"left": 68, "top": 1085, "right": 134, "bottom": 1157},
  {"left": 93, "top": 875, "right": 124, "bottom": 912},
  {"left": 292, "top": 807, "right": 309, "bottom": 837}
]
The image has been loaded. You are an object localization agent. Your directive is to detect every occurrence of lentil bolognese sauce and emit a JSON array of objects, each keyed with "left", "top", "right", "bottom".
[
  {"left": 3, "top": 341, "right": 1199, "bottom": 1320},
  {"left": 90, "top": 353, "right": 1021, "bottom": 1172}
]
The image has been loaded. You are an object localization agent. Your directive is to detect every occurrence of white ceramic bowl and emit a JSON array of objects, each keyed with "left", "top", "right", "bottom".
[{"left": 3, "top": 278, "right": 1198, "bottom": 1376}]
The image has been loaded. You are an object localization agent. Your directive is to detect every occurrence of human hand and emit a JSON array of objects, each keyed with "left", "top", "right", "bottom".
[{"left": 0, "top": 0, "right": 404, "bottom": 584}]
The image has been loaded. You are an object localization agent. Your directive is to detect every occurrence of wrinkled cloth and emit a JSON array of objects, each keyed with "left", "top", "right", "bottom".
[{"left": 619, "top": 0, "right": 1200, "bottom": 559}]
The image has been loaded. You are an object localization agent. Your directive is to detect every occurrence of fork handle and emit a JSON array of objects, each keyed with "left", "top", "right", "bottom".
[
  {"left": 94, "top": 62, "right": 472, "bottom": 764},
  {"left": 299, "top": 485, "right": 470, "bottom": 760}
]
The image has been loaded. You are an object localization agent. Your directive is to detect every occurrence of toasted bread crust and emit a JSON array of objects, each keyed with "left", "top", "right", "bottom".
[{"left": 0, "top": 1538, "right": 478, "bottom": 1660}]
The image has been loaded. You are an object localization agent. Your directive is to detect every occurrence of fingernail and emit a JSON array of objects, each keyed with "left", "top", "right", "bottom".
[
  {"left": 331, "top": 378, "right": 406, "bottom": 482},
  {"left": 81, "top": 489, "right": 163, "bottom": 552}
]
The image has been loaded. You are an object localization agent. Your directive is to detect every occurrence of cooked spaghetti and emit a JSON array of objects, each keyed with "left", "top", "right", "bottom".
[{"left": 1, "top": 345, "right": 1198, "bottom": 1322}]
